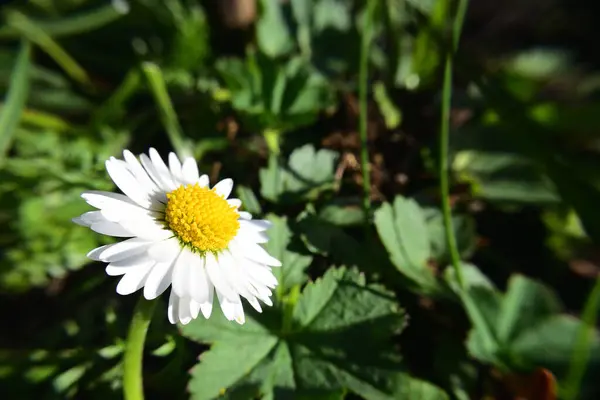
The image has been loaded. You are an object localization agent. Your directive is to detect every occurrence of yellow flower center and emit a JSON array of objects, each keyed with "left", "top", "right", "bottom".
[{"left": 164, "top": 183, "right": 240, "bottom": 253}]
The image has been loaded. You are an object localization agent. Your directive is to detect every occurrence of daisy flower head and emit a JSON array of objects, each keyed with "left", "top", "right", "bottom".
[{"left": 73, "top": 148, "right": 281, "bottom": 325}]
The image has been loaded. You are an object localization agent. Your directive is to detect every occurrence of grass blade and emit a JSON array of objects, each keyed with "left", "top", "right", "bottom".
[
  {"left": 141, "top": 62, "right": 190, "bottom": 159},
  {"left": 0, "top": 1, "right": 130, "bottom": 39},
  {"left": 6, "top": 10, "right": 91, "bottom": 87},
  {"left": 0, "top": 40, "right": 31, "bottom": 162}
]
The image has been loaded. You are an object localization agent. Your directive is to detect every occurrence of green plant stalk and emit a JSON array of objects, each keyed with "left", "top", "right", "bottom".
[
  {"left": 123, "top": 297, "right": 158, "bottom": 400},
  {"left": 263, "top": 128, "right": 281, "bottom": 155},
  {"left": 358, "top": 0, "right": 377, "bottom": 231},
  {"left": 0, "top": 2, "right": 128, "bottom": 39},
  {"left": 6, "top": 11, "right": 91, "bottom": 87},
  {"left": 439, "top": 0, "right": 496, "bottom": 350},
  {"left": 141, "top": 62, "right": 191, "bottom": 159},
  {"left": 563, "top": 275, "right": 600, "bottom": 400}
]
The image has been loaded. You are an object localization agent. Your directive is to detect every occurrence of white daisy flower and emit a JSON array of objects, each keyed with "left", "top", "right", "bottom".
[{"left": 73, "top": 148, "right": 281, "bottom": 325}]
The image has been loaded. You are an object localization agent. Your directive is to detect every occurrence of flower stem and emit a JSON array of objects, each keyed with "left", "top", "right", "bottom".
[
  {"left": 358, "top": 0, "right": 377, "bottom": 234},
  {"left": 439, "top": 0, "right": 497, "bottom": 355},
  {"left": 123, "top": 296, "right": 157, "bottom": 400}
]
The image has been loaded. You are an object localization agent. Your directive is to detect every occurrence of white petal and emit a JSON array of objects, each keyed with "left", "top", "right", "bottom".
[
  {"left": 168, "top": 152, "right": 184, "bottom": 184},
  {"left": 213, "top": 178, "right": 233, "bottom": 198},
  {"left": 204, "top": 253, "right": 238, "bottom": 302},
  {"left": 143, "top": 253, "right": 179, "bottom": 300},
  {"left": 237, "top": 225, "right": 269, "bottom": 244},
  {"left": 181, "top": 158, "right": 199, "bottom": 184},
  {"left": 238, "top": 211, "right": 252, "bottom": 220},
  {"left": 178, "top": 295, "right": 192, "bottom": 325},
  {"left": 123, "top": 150, "right": 161, "bottom": 195},
  {"left": 106, "top": 254, "right": 154, "bottom": 276},
  {"left": 140, "top": 153, "right": 175, "bottom": 192},
  {"left": 88, "top": 237, "right": 153, "bottom": 262},
  {"left": 246, "top": 296, "right": 263, "bottom": 313},
  {"left": 118, "top": 218, "right": 172, "bottom": 241},
  {"left": 189, "top": 253, "right": 210, "bottom": 304},
  {"left": 147, "top": 238, "right": 181, "bottom": 262},
  {"left": 81, "top": 191, "right": 149, "bottom": 213},
  {"left": 217, "top": 291, "right": 245, "bottom": 324},
  {"left": 198, "top": 174, "right": 209, "bottom": 187},
  {"left": 171, "top": 249, "right": 192, "bottom": 298},
  {"left": 232, "top": 239, "right": 281, "bottom": 267},
  {"left": 189, "top": 298, "right": 201, "bottom": 319},
  {"left": 149, "top": 148, "right": 177, "bottom": 191},
  {"left": 90, "top": 221, "right": 133, "bottom": 237},
  {"left": 167, "top": 290, "right": 179, "bottom": 324},
  {"left": 200, "top": 282, "right": 214, "bottom": 318},
  {"left": 72, "top": 211, "right": 104, "bottom": 227},
  {"left": 116, "top": 263, "right": 153, "bottom": 295},
  {"left": 240, "top": 219, "right": 272, "bottom": 232},
  {"left": 106, "top": 158, "right": 152, "bottom": 208},
  {"left": 246, "top": 263, "right": 279, "bottom": 288},
  {"left": 227, "top": 198, "right": 242, "bottom": 209}
]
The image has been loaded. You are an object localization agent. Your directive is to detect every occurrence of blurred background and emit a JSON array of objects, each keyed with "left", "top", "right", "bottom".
[{"left": 2, "top": 0, "right": 600, "bottom": 399}]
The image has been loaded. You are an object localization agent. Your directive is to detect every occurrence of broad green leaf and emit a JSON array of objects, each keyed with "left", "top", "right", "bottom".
[
  {"left": 466, "top": 274, "right": 600, "bottom": 388},
  {"left": 423, "top": 207, "right": 476, "bottom": 263},
  {"left": 318, "top": 203, "right": 364, "bottom": 226},
  {"left": 0, "top": 40, "right": 30, "bottom": 163},
  {"left": 374, "top": 196, "right": 438, "bottom": 293},
  {"left": 259, "top": 144, "right": 338, "bottom": 203},
  {"left": 453, "top": 150, "right": 560, "bottom": 204},
  {"left": 496, "top": 276, "right": 561, "bottom": 345},
  {"left": 181, "top": 267, "right": 418, "bottom": 399},
  {"left": 256, "top": 0, "right": 294, "bottom": 58},
  {"left": 236, "top": 185, "right": 263, "bottom": 215},
  {"left": 297, "top": 210, "right": 371, "bottom": 270},
  {"left": 265, "top": 214, "right": 312, "bottom": 296}
]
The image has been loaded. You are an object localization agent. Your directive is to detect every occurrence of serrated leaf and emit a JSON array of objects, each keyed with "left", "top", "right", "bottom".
[
  {"left": 181, "top": 267, "right": 410, "bottom": 399},
  {"left": 374, "top": 196, "right": 438, "bottom": 293},
  {"left": 265, "top": 214, "right": 311, "bottom": 296}
]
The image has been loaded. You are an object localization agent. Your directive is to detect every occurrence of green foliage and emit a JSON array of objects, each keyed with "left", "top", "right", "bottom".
[
  {"left": 260, "top": 144, "right": 339, "bottom": 203},
  {"left": 465, "top": 275, "right": 600, "bottom": 392},
  {"left": 216, "top": 51, "right": 336, "bottom": 134},
  {"left": 182, "top": 267, "right": 447, "bottom": 400},
  {"left": 1, "top": 0, "right": 600, "bottom": 399}
]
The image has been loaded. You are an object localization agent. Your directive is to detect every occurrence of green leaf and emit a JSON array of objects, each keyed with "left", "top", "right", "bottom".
[
  {"left": 216, "top": 53, "right": 335, "bottom": 133},
  {"left": 423, "top": 207, "right": 477, "bottom": 263},
  {"left": 259, "top": 144, "right": 338, "bottom": 203},
  {"left": 265, "top": 214, "right": 312, "bottom": 297},
  {"left": 0, "top": 40, "right": 30, "bottom": 163},
  {"left": 256, "top": 0, "right": 294, "bottom": 58},
  {"left": 236, "top": 185, "right": 263, "bottom": 215},
  {"left": 373, "top": 81, "right": 402, "bottom": 129},
  {"left": 466, "top": 274, "right": 600, "bottom": 384},
  {"left": 181, "top": 267, "right": 413, "bottom": 399},
  {"left": 318, "top": 203, "right": 364, "bottom": 227},
  {"left": 374, "top": 196, "right": 438, "bottom": 293},
  {"left": 453, "top": 150, "right": 560, "bottom": 204}
]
